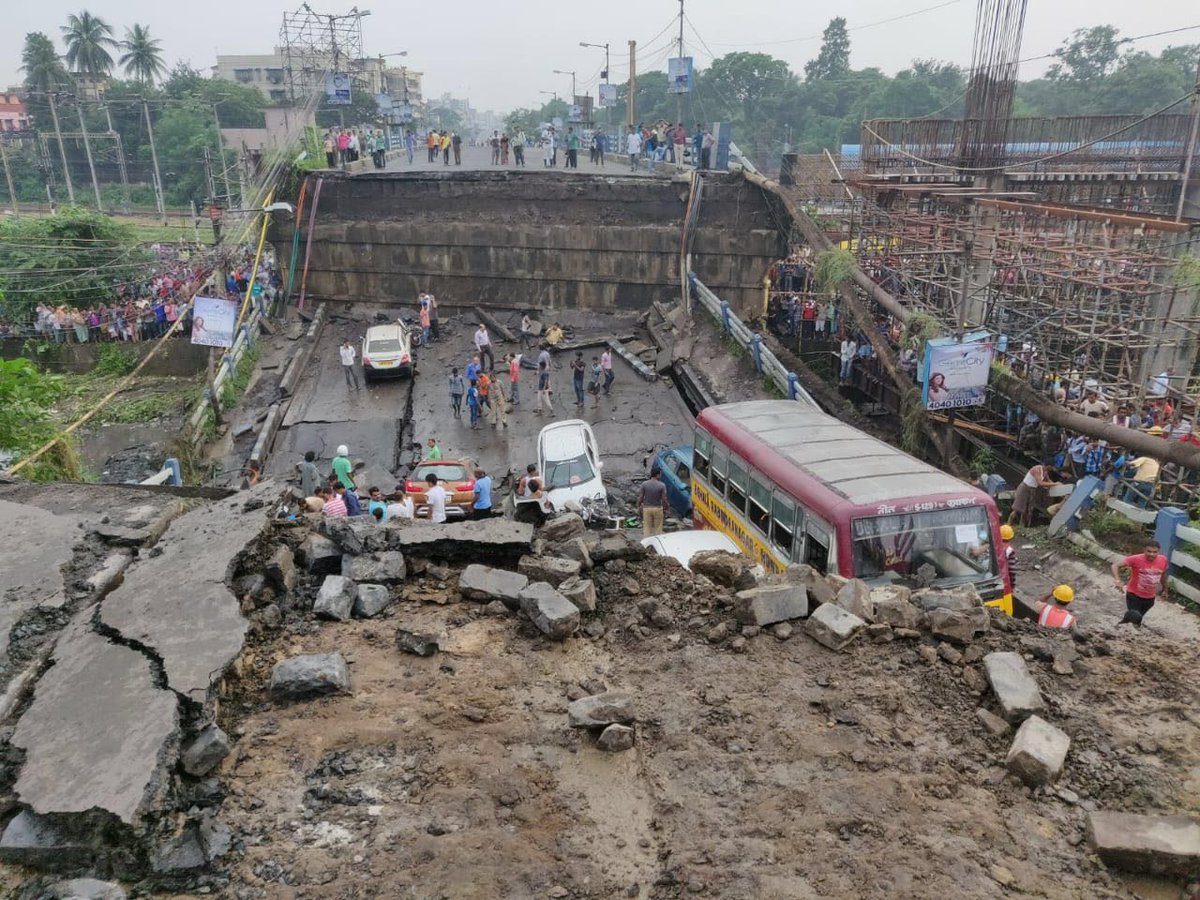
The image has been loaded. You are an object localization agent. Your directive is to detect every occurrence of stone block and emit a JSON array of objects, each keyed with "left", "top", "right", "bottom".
[
  {"left": 733, "top": 583, "right": 808, "bottom": 626},
  {"left": 1087, "top": 811, "right": 1200, "bottom": 876},
  {"left": 47, "top": 879, "right": 126, "bottom": 900},
  {"left": 0, "top": 811, "right": 94, "bottom": 868},
  {"left": 270, "top": 652, "right": 351, "bottom": 700},
  {"left": 518, "top": 582, "right": 580, "bottom": 639},
  {"left": 314, "top": 575, "right": 356, "bottom": 621},
  {"left": 911, "top": 584, "right": 982, "bottom": 612},
  {"left": 458, "top": 564, "right": 529, "bottom": 607},
  {"left": 517, "top": 555, "right": 581, "bottom": 587},
  {"left": 690, "top": 550, "right": 755, "bottom": 590},
  {"left": 590, "top": 532, "right": 647, "bottom": 563},
  {"left": 342, "top": 550, "right": 406, "bottom": 584},
  {"left": 568, "top": 691, "right": 635, "bottom": 727},
  {"left": 804, "top": 602, "right": 865, "bottom": 651},
  {"left": 539, "top": 512, "right": 586, "bottom": 543},
  {"left": 551, "top": 537, "right": 593, "bottom": 570},
  {"left": 559, "top": 576, "right": 597, "bottom": 612},
  {"left": 150, "top": 829, "right": 206, "bottom": 874},
  {"left": 1005, "top": 715, "right": 1070, "bottom": 786},
  {"left": 181, "top": 723, "right": 231, "bottom": 777},
  {"left": 264, "top": 545, "right": 296, "bottom": 593},
  {"left": 597, "top": 724, "right": 635, "bottom": 752},
  {"left": 396, "top": 630, "right": 440, "bottom": 657},
  {"left": 928, "top": 607, "right": 987, "bottom": 645},
  {"left": 319, "top": 518, "right": 365, "bottom": 554},
  {"left": 299, "top": 533, "right": 342, "bottom": 575},
  {"left": 976, "top": 707, "right": 1012, "bottom": 737},
  {"left": 871, "top": 592, "right": 922, "bottom": 630},
  {"left": 353, "top": 583, "right": 391, "bottom": 618},
  {"left": 835, "top": 579, "right": 874, "bottom": 622},
  {"left": 983, "top": 651, "right": 1045, "bottom": 722}
]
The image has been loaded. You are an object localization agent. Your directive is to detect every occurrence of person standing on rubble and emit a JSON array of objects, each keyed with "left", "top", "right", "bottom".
[
  {"left": 298, "top": 450, "right": 320, "bottom": 497},
  {"left": 638, "top": 467, "right": 670, "bottom": 537},
  {"left": 475, "top": 323, "right": 495, "bottom": 372},
  {"left": 332, "top": 445, "right": 355, "bottom": 491},
  {"left": 1112, "top": 541, "right": 1168, "bottom": 627},
  {"left": 600, "top": 347, "right": 615, "bottom": 395},
  {"left": 448, "top": 367, "right": 465, "bottom": 419},
  {"left": 472, "top": 467, "right": 494, "bottom": 518},
  {"left": 507, "top": 353, "right": 523, "bottom": 407}
]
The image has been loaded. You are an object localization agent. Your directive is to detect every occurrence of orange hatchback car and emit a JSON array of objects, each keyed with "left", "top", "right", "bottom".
[{"left": 405, "top": 458, "right": 476, "bottom": 519}]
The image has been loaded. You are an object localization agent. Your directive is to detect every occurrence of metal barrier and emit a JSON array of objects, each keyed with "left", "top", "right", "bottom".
[{"left": 688, "top": 273, "right": 819, "bottom": 409}]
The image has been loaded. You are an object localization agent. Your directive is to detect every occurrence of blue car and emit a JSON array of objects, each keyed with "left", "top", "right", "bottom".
[{"left": 654, "top": 445, "right": 694, "bottom": 518}]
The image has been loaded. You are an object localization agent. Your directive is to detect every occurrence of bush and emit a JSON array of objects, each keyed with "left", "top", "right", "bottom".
[
  {"left": 0, "top": 358, "right": 84, "bottom": 482},
  {"left": 94, "top": 344, "right": 139, "bottom": 376}
]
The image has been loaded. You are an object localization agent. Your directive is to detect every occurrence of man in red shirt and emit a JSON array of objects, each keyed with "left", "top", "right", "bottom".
[{"left": 1111, "top": 540, "right": 1168, "bottom": 626}]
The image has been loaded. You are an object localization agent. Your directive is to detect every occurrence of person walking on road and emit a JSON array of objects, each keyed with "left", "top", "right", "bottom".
[
  {"left": 404, "top": 129, "right": 416, "bottom": 164},
  {"left": 448, "top": 367, "right": 465, "bottom": 418},
  {"left": 587, "top": 356, "right": 603, "bottom": 408},
  {"left": 639, "top": 467, "right": 670, "bottom": 537},
  {"left": 507, "top": 353, "right": 523, "bottom": 407},
  {"left": 298, "top": 450, "right": 320, "bottom": 497},
  {"left": 600, "top": 347, "right": 614, "bottom": 395},
  {"left": 472, "top": 467, "right": 493, "bottom": 519},
  {"left": 475, "top": 323, "right": 495, "bottom": 372},
  {"left": 419, "top": 298, "right": 431, "bottom": 346},
  {"left": 536, "top": 360, "right": 553, "bottom": 416},
  {"left": 332, "top": 445, "right": 355, "bottom": 491},
  {"left": 466, "top": 379, "right": 482, "bottom": 429},
  {"left": 340, "top": 339, "right": 361, "bottom": 391},
  {"left": 424, "top": 473, "right": 449, "bottom": 524},
  {"left": 1112, "top": 540, "right": 1168, "bottom": 627},
  {"left": 571, "top": 351, "right": 586, "bottom": 406},
  {"left": 626, "top": 126, "right": 643, "bottom": 170},
  {"left": 452, "top": 132, "right": 462, "bottom": 165},
  {"left": 489, "top": 377, "right": 508, "bottom": 428},
  {"left": 426, "top": 437, "right": 442, "bottom": 461}
]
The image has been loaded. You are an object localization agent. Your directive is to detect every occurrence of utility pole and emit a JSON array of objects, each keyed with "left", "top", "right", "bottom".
[
  {"left": 676, "top": 0, "right": 685, "bottom": 127},
  {"left": 627, "top": 41, "right": 637, "bottom": 129},
  {"left": 142, "top": 99, "right": 167, "bottom": 223},
  {"left": 212, "top": 103, "right": 233, "bottom": 206},
  {"left": 112, "top": 131, "right": 132, "bottom": 214},
  {"left": 74, "top": 98, "right": 104, "bottom": 211},
  {"left": 0, "top": 138, "right": 18, "bottom": 216},
  {"left": 48, "top": 92, "right": 75, "bottom": 204}
]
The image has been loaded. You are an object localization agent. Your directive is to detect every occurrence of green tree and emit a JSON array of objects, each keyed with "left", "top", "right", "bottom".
[
  {"left": 426, "top": 105, "right": 463, "bottom": 131},
  {"left": 61, "top": 11, "right": 117, "bottom": 78},
  {"left": 1047, "top": 26, "right": 1124, "bottom": 82},
  {"left": 118, "top": 24, "right": 165, "bottom": 85},
  {"left": 21, "top": 32, "right": 70, "bottom": 93},
  {"left": 805, "top": 17, "right": 851, "bottom": 81}
]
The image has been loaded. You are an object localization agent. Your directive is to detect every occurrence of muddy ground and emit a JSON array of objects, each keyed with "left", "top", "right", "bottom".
[{"left": 210, "top": 548, "right": 1200, "bottom": 900}]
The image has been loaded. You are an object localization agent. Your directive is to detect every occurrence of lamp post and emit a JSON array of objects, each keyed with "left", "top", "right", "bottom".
[
  {"left": 552, "top": 69, "right": 576, "bottom": 103},
  {"left": 580, "top": 41, "right": 611, "bottom": 130}
]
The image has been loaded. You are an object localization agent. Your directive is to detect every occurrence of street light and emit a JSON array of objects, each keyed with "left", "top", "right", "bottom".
[
  {"left": 579, "top": 41, "right": 610, "bottom": 83},
  {"left": 539, "top": 90, "right": 559, "bottom": 102},
  {"left": 552, "top": 69, "right": 576, "bottom": 101}
]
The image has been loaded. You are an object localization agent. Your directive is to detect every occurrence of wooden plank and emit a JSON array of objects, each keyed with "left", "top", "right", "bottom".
[
  {"left": 1169, "top": 549, "right": 1200, "bottom": 576},
  {"left": 927, "top": 413, "right": 1017, "bottom": 441}
]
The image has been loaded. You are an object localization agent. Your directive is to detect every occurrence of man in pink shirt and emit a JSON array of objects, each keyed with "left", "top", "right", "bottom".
[
  {"left": 1111, "top": 540, "right": 1168, "bottom": 626},
  {"left": 323, "top": 484, "right": 349, "bottom": 518}
]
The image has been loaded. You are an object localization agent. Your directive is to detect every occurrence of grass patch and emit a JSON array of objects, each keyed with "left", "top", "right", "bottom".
[
  {"left": 219, "top": 344, "right": 261, "bottom": 410},
  {"left": 94, "top": 344, "right": 140, "bottom": 376},
  {"left": 1080, "top": 507, "right": 1150, "bottom": 555},
  {"left": 0, "top": 358, "right": 86, "bottom": 482},
  {"left": 99, "top": 391, "right": 193, "bottom": 425}
]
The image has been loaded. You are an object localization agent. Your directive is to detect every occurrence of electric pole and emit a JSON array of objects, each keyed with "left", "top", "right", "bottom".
[
  {"left": 627, "top": 41, "right": 637, "bottom": 129},
  {"left": 0, "top": 139, "right": 18, "bottom": 216},
  {"left": 213, "top": 103, "right": 233, "bottom": 206},
  {"left": 142, "top": 99, "right": 167, "bottom": 223},
  {"left": 676, "top": 0, "right": 685, "bottom": 127},
  {"left": 74, "top": 98, "right": 104, "bottom": 211},
  {"left": 48, "top": 92, "right": 75, "bottom": 204}
]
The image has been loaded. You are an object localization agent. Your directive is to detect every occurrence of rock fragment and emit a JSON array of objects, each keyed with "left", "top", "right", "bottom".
[
  {"left": 517, "top": 555, "right": 582, "bottom": 587},
  {"left": 539, "top": 512, "right": 586, "bottom": 543},
  {"left": 353, "top": 583, "right": 391, "bottom": 618},
  {"left": 342, "top": 551, "right": 406, "bottom": 584},
  {"left": 314, "top": 575, "right": 356, "bottom": 621},
  {"left": 559, "top": 576, "right": 598, "bottom": 612},
  {"left": 270, "top": 652, "right": 351, "bottom": 700},
  {"left": 518, "top": 582, "right": 580, "bottom": 639},
  {"left": 47, "top": 879, "right": 127, "bottom": 900},
  {"left": 689, "top": 550, "right": 755, "bottom": 590},
  {"left": 597, "top": 724, "right": 635, "bottom": 752},
  {"left": 395, "top": 630, "right": 440, "bottom": 657},
  {"left": 263, "top": 545, "right": 296, "bottom": 593},
  {"left": 733, "top": 583, "right": 808, "bottom": 626},
  {"left": 835, "top": 579, "right": 874, "bottom": 622},
  {"left": 181, "top": 723, "right": 232, "bottom": 777},
  {"left": 299, "top": 533, "right": 342, "bottom": 575},
  {"left": 983, "top": 651, "right": 1045, "bottom": 721},
  {"left": 567, "top": 692, "right": 635, "bottom": 728},
  {"left": 804, "top": 602, "right": 865, "bottom": 651},
  {"left": 1005, "top": 715, "right": 1070, "bottom": 786},
  {"left": 1087, "top": 811, "right": 1200, "bottom": 876},
  {"left": 976, "top": 707, "right": 1011, "bottom": 737},
  {"left": 458, "top": 564, "right": 529, "bottom": 606}
]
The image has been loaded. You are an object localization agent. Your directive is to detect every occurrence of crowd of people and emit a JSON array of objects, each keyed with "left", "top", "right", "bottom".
[{"left": 322, "top": 128, "right": 392, "bottom": 169}]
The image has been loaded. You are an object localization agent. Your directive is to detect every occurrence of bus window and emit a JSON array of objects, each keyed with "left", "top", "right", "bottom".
[
  {"left": 748, "top": 474, "right": 771, "bottom": 534},
  {"left": 710, "top": 444, "right": 728, "bottom": 495},
  {"left": 727, "top": 458, "right": 748, "bottom": 513},
  {"left": 850, "top": 507, "right": 997, "bottom": 586},
  {"left": 694, "top": 430, "right": 712, "bottom": 479},
  {"left": 771, "top": 493, "right": 795, "bottom": 557},
  {"left": 805, "top": 520, "right": 831, "bottom": 574}
]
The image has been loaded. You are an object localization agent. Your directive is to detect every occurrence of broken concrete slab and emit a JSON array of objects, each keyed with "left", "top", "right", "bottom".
[
  {"left": 911, "top": 587, "right": 981, "bottom": 613},
  {"left": 983, "top": 651, "right": 1045, "bottom": 722},
  {"left": 568, "top": 692, "right": 635, "bottom": 727},
  {"left": 0, "top": 810, "right": 95, "bottom": 868},
  {"left": 590, "top": 532, "right": 648, "bottom": 563},
  {"left": 539, "top": 512, "right": 586, "bottom": 543},
  {"left": 976, "top": 707, "right": 1012, "bottom": 737},
  {"left": 690, "top": 550, "right": 756, "bottom": 590},
  {"left": 90, "top": 523, "right": 150, "bottom": 546},
  {"left": 47, "top": 878, "right": 127, "bottom": 900},
  {"left": 734, "top": 583, "right": 808, "bottom": 626},
  {"left": 314, "top": 575, "right": 356, "bottom": 621},
  {"left": 181, "top": 723, "right": 232, "bottom": 777},
  {"left": 353, "top": 583, "right": 392, "bottom": 618},
  {"left": 835, "top": 579, "right": 874, "bottom": 622},
  {"left": 559, "top": 576, "right": 597, "bottom": 613},
  {"left": 458, "top": 564, "right": 529, "bottom": 606},
  {"left": 871, "top": 593, "right": 922, "bottom": 630},
  {"left": 264, "top": 545, "right": 296, "bottom": 593},
  {"left": 342, "top": 550, "right": 406, "bottom": 584},
  {"left": 518, "top": 555, "right": 582, "bottom": 587},
  {"left": 928, "top": 607, "right": 988, "bottom": 645},
  {"left": 551, "top": 537, "right": 593, "bottom": 570},
  {"left": 1087, "top": 811, "right": 1200, "bottom": 876},
  {"left": 383, "top": 519, "right": 533, "bottom": 560},
  {"left": 1005, "top": 715, "right": 1070, "bottom": 786},
  {"left": 396, "top": 630, "right": 441, "bottom": 657},
  {"left": 270, "top": 652, "right": 351, "bottom": 700},
  {"left": 299, "top": 533, "right": 343, "bottom": 575},
  {"left": 150, "top": 828, "right": 206, "bottom": 874},
  {"left": 804, "top": 602, "right": 865, "bottom": 651},
  {"left": 0, "top": 498, "right": 85, "bottom": 654},
  {"left": 518, "top": 582, "right": 580, "bottom": 640},
  {"left": 597, "top": 723, "right": 635, "bottom": 752},
  {"left": 11, "top": 614, "right": 179, "bottom": 826}
]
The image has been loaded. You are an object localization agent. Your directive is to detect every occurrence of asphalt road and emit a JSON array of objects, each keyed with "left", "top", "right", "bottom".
[{"left": 379, "top": 142, "right": 673, "bottom": 177}]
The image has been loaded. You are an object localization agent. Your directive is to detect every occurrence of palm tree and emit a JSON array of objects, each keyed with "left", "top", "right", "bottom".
[
  {"left": 119, "top": 24, "right": 165, "bottom": 85},
  {"left": 61, "top": 11, "right": 117, "bottom": 78},
  {"left": 20, "top": 32, "right": 70, "bottom": 93}
]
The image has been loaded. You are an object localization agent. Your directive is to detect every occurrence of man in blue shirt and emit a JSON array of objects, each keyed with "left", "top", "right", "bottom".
[
  {"left": 465, "top": 355, "right": 481, "bottom": 384},
  {"left": 472, "top": 466, "right": 493, "bottom": 519},
  {"left": 344, "top": 486, "right": 363, "bottom": 517}
]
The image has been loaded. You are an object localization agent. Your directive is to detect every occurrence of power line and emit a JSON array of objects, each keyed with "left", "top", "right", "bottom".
[{"left": 703, "top": 0, "right": 964, "bottom": 48}]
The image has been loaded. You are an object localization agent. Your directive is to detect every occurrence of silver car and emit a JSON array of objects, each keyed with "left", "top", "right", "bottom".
[{"left": 361, "top": 323, "right": 415, "bottom": 380}]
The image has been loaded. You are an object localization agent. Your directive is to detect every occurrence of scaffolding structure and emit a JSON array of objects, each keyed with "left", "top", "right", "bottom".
[{"left": 279, "top": 4, "right": 367, "bottom": 107}]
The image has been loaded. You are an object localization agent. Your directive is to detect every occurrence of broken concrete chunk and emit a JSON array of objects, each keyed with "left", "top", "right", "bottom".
[
  {"left": 551, "top": 537, "right": 593, "bottom": 570},
  {"left": 483, "top": 600, "right": 510, "bottom": 616},
  {"left": 976, "top": 707, "right": 1012, "bottom": 737},
  {"left": 270, "top": 652, "right": 351, "bottom": 700},
  {"left": 733, "top": 583, "right": 808, "bottom": 626},
  {"left": 539, "top": 512, "right": 586, "bottom": 543},
  {"left": 835, "top": 579, "right": 874, "bottom": 622},
  {"left": 928, "top": 607, "right": 988, "bottom": 645},
  {"left": 299, "top": 533, "right": 343, "bottom": 575},
  {"left": 314, "top": 575, "right": 356, "bottom": 621},
  {"left": 568, "top": 691, "right": 635, "bottom": 727},
  {"left": 91, "top": 523, "right": 150, "bottom": 546},
  {"left": 983, "top": 651, "right": 1045, "bottom": 722},
  {"left": 803, "top": 602, "right": 865, "bottom": 651},
  {"left": 197, "top": 813, "right": 233, "bottom": 860},
  {"left": 343, "top": 550, "right": 406, "bottom": 584},
  {"left": 559, "top": 576, "right": 598, "bottom": 612},
  {"left": 383, "top": 519, "right": 534, "bottom": 560},
  {"left": 353, "top": 583, "right": 391, "bottom": 618},
  {"left": 396, "top": 630, "right": 440, "bottom": 657},
  {"left": 264, "top": 545, "right": 296, "bottom": 593},
  {"left": 597, "top": 723, "right": 635, "bottom": 752},
  {"left": 0, "top": 810, "right": 95, "bottom": 868},
  {"left": 458, "top": 564, "right": 529, "bottom": 606},
  {"left": 911, "top": 587, "right": 981, "bottom": 613},
  {"left": 690, "top": 550, "right": 755, "bottom": 590},
  {"left": 871, "top": 592, "right": 922, "bottom": 630},
  {"left": 1005, "top": 714, "right": 1070, "bottom": 786},
  {"left": 319, "top": 518, "right": 365, "bottom": 554},
  {"left": 1087, "top": 811, "right": 1200, "bottom": 876},
  {"left": 517, "top": 555, "right": 582, "bottom": 587},
  {"left": 518, "top": 582, "right": 581, "bottom": 640},
  {"left": 150, "top": 828, "right": 207, "bottom": 874},
  {"left": 47, "top": 879, "right": 127, "bottom": 900},
  {"left": 590, "top": 532, "right": 647, "bottom": 563},
  {"left": 181, "top": 723, "right": 232, "bottom": 777}
]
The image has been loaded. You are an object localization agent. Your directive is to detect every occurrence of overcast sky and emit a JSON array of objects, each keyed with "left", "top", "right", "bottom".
[{"left": 3, "top": 0, "right": 1196, "bottom": 112}]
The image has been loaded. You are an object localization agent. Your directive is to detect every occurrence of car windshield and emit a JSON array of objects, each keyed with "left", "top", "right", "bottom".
[
  {"left": 413, "top": 464, "right": 469, "bottom": 483},
  {"left": 544, "top": 453, "right": 596, "bottom": 490},
  {"left": 851, "top": 505, "right": 997, "bottom": 585},
  {"left": 368, "top": 339, "right": 404, "bottom": 353}
]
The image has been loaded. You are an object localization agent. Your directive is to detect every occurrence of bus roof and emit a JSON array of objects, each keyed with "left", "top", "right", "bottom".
[{"left": 698, "top": 400, "right": 985, "bottom": 512}]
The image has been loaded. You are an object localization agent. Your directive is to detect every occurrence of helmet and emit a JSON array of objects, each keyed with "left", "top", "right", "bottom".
[
  {"left": 1148, "top": 426, "right": 1164, "bottom": 435},
  {"left": 1052, "top": 584, "right": 1074, "bottom": 604},
  {"left": 1000, "top": 524, "right": 1015, "bottom": 541},
  {"left": 336, "top": 445, "right": 349, "bottom": 457}
]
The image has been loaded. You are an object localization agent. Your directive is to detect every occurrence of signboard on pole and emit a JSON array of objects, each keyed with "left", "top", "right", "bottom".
[
  {"left": 568, "top": 104, "right": 582, "bottom": 123},
  {"left": 396, "top": 103, "right": 414, "bottom": 123},
  {"left": 667, "top": 57, "right": 694, "bottom": 94},
  {"left": 191, "top": 296, "right": 237, "bottom": 349},
  {"left": 598, "top": 84, "right": 618, "bottom": 108},
  {"left": 921, "top": 334, "right": 996, "bottom": 411},
  {"left": 325, "top": 73, "right": 352, "bottom": 105}
]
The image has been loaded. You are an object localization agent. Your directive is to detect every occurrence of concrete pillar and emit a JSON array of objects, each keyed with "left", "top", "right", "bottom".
[{"left": 1154, "top": 507, "right": 1188, "bottom": 573}]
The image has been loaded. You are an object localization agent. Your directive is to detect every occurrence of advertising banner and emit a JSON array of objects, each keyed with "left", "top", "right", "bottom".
[
  {"left": 921, "top": 334, "right": 996, "bottom": 411},
  {"left": 598, "top": 83, "right": 618, "bottom": 108},
  {"left": 190, "top": 296, "right": 238, "bottom": 349},
  {"left": 667, "top": 57, "right": 694, "bottom": 94},
  {"left": 325, "top": 73, "right": 352, "bottom": 105},
  {"left": 568, "top": 104, "right": 582, "bottom": 123}
]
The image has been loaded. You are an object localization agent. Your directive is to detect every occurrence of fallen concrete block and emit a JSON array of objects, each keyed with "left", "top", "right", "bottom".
[
  {"left": 518, "top": 582, "right": 580, "bottom": 639},
  {"left": 597, "top": 723, "right": 635, "bottom": 752},
  {"left": 353, "top": 583, "right": 391, "bottom": 618},
  {"left": 983, "top": 651, "right": 1045, "bottom": 722},
  {"left": 458, "top": 564, "right": 529, "bottom": 607},
  {"left": 384, "top": 519, "right": 534, "bottom": 561},
  {"left": 911, "top": 587, "right": 981, "bottom": 613},
  {"left": 976, "top": 707, "right": 1011, "bottom": 737},
  {"left": 150, "top": 828, "right": 206, "bottom": 874},
  {"left": 1087, "top": 811, "right": 1200, "bottom": 876},
  {"left": 319, "top": 518, "right": 365, "bottom": 554},
  {"left": 342, "top": 550, "right": 406, "bottom": 584},
  {"left": 396, "top": 630, "right": 440, "bottom": 657},
  {"left": 690, "top": 550, "right": 756, "bottom": 590},
  {"left": 299, "top": 533, "right": 342, "bottom": 575},
  {"left": 0, "top": 810, "right": 95, "bottom": 868},
  {"left": 264, "top": 545, "right": 296, "bottom": 593},
  {"left": 181, "top": 723, "right": 232, "bottom": 777},
  {"left": 928, "top": 607, "right": 987, "bottom": 645},
  {"left": 733, "top": 583, "right": 808, "bottom": 626},
  {"left": 539, "top": 512, "right": 586, "bottom": 543},
  {"left": 91, "top": 523, "right": 150, "bottom": 546},
  {"left": 871, "top": 593, "right": 922, "bottom": 630},
  {"left": 1005, "top": 714, "right": 1070, "bottom": 786},
  {"left": 835, "top": 579, "right": 874, "bottom": 622},
  {"left": 314, "top": 575, "right": 356, "bottom": 621},
  {"left": 518, "top": 555, "right": 582, "bottom": 587},
  {"left": 559, "top": 576, "right": 597, "bottom": 612},
  {"left": 270, "top": 652, "right": 351, "bottom": 700},
  {"left": 551, "top": 537, "right": 593, "bottom": 570},
  {"left": 568, "top": 691, "right": 635, "bottom": 727},
  {"left": 47, "top": 879, "right": 127, "bottom": 900},
  {"left": 804, "top": 602, "right": 865, "bottom": 651},
  {"left": 590, "top": 532, "right": 648, "bottom": 563}
]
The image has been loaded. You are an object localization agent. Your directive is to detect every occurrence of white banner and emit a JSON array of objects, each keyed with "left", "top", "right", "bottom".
[
  {"left": 325, "top": 73, "right": 352, "bottom": 106},
  {"left": 668, "top": 57, "right": 694, "bottom": 94},
  {"left": 598, "top": 84, "right": 618, "bottom": 108},
  {"left": 922, "top": 337, "right": 996, "bottom": 411},
  {"left": 191, "top": 296, "right": 238, "bottom": 349}
]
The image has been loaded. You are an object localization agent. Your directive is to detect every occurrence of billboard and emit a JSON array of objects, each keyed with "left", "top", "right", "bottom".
[
  {"left": 568, "top": 104, "right": 583, "bottom": 123},
  {"left": 190, "top": 296, "right": 238, "bottom": 349},
  {"left": 668, "top": 57, "right": 694, "bottom": 94},
  {"left": 921, "top": 334, "right": 996, "bottom": 411},
  {"left": 325, "top": 73, "right": 352, "bottom": 105},
  {"left": 598, "top": 83, "right": 618, "bottom": 108}
]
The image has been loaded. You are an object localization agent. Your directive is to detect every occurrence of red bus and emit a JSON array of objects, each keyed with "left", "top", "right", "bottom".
[{"left": 691, "top": 400, "right": 1012, "bottom": 615}]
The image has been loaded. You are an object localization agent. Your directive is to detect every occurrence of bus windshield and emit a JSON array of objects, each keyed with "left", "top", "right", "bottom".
[{"left": 851, "top": 506, "right": 997, "bottom": 586}]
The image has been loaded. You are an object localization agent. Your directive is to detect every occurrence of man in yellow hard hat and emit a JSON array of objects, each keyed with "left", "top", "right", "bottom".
[
  {"left": 999, "top": 524, "right": 1019, "bottom": 590},
  {"left": 1034, "top": 584, "right": 1077, "bottom": 629}
]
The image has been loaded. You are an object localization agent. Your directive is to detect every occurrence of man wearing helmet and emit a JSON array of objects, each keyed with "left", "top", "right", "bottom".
[
  {"left": 1035, "top": 585, "right": 1077, "bottom": 629},
  {"left": 999, "top": 524, "right": 1020, "bottom": 591},
  {"left": 332, "top": 444, "right": 356, "bottom": 491}
]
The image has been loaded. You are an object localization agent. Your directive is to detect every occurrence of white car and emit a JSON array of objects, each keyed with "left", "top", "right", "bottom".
[
  {"left": 536, "top": 419, "right": 606, "bottom": 512},
  {"left": 640, "top": 530, "right": 743, "bottom": 570},
  {"left": 361, "top": 323, "right": 414, "bottom": 380}
]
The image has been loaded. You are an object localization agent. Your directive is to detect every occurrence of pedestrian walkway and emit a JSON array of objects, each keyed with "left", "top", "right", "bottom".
[{"left": 380, "top": 143, "right": 668, "bottom": 177}]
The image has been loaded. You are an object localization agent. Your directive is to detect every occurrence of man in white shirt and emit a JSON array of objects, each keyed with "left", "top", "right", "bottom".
[
  {"left": 1149, "top": 368, "right": 1173, "bottom": 398},
  {"left": 600, "top": 347, "right": 614, "bottom": 394},
  {"left": 626, "top": 127, "right": 642, "bottom": 170},
  {"left": 339, "top": 339, "right": 360, "bottom": 391},
  {"left": 839, "top": 338, "right": 857, "bottom": 383},
  {"left": 424, "top": 473, "right": 449, "bottom": 524},
  {"left": 474, "top": 323, "right": 494, "bottom": 372}
]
